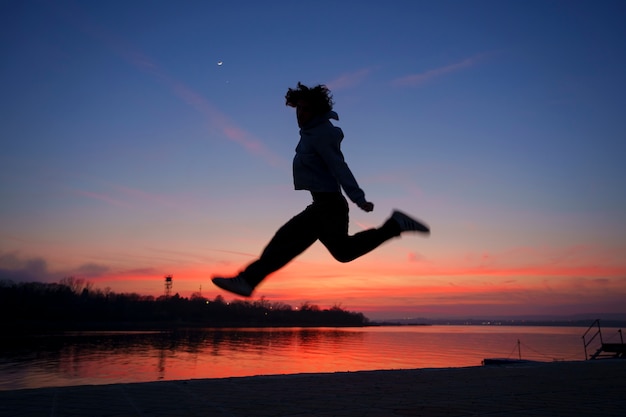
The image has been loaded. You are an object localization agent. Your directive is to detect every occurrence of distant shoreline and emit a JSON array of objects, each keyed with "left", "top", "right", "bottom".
[
  {"left": 370, "top": 319, "right": 626, "bottom": 328},
  {"left": 3, "top": 319, "right": 624, "bottom": 338}
]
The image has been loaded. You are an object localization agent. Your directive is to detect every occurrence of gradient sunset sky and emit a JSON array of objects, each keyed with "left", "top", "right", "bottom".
[{"left": 2, "top": 0, "right": 625, "bottom": 320}]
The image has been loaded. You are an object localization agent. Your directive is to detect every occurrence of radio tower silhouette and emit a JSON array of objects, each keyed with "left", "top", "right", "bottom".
[{"left": 164, "top": 275, "right": 173, "bottom": 297}]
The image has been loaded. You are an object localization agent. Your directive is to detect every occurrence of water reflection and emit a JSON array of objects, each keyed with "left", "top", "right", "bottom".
[
  {"left": 0, "top": 328, "right": 365, "bottom": 390},
  {"left": 0, "top": 326, "right": 591, "bottom": 391}
]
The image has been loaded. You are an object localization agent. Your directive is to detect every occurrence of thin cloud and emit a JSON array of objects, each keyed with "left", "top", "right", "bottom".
[
  {"left": 0, "top": 252, "right": 49, "bottom": 282},
  {"left": 166, "top": 77, "right": 286, "bottom": 168},
  {"left": 327, "top": 68, "right": 374, "bottom": 90},
  {"left": 67, "top": 180, "right": 191, "bottom": 211},
  {"left": 75, "top": 263, "right": 111, "bottom": 277},
  {"left": 69, "top": 188, "right": 131, "bottom": 208},
  {"left": 118, "top": 267, "right": 162, "bottom": 277},
  {"left": 111, "top": 183, "right": 183, "bottom": 210},
  {"left": 0, "top": 251, "right": 110, "bottom": 283},
  {"left": 392, "top": 53, "right": 486, "bottom": 87}
]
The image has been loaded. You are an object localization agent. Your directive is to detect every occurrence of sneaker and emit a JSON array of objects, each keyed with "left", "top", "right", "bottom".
[
  {"left": 391, "top": 210, "right": 430, "bottom": 234},
  {"left": 211, "top": 274, "right": 254, "bottom": 297}
]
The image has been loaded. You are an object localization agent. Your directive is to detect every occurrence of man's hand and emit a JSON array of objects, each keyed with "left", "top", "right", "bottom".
[{"left": 359, "top": 201, "right": 374, "bottom": 212}]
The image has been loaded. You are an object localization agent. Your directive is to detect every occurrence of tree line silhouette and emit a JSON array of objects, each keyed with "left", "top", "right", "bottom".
[{"left": 1, "top": 278, "right": 369, "bottom": 333}]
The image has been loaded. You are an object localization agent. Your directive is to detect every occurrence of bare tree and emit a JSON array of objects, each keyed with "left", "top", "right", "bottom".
[{"left": 59, "top": 276, "right": 93, "bottom": 294}]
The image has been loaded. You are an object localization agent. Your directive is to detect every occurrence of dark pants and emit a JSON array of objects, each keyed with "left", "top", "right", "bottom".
[{"left": 242, "top": 192, "right": 400, "bottom": 287}]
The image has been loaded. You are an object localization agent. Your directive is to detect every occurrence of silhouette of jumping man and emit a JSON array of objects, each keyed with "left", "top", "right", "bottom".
[{"left": 212, "top": 82, "right": 429, "bottom": 297}]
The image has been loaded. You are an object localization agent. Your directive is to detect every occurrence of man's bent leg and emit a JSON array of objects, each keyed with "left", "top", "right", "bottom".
[
  {"left": 320, "top": 199, "right": 401, "bottom": 263},
  {"left": 322, "top": 224, "right": 399, "bottom": 263}
]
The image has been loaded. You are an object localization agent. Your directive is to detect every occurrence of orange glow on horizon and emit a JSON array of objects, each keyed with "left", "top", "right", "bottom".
[{"left": 81, "top": 249, "right": 626, "bottom": 318}]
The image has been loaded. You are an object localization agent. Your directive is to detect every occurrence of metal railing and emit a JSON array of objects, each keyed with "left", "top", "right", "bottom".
[
  {"left": 582, "top": 319, "right": 603, "bottom": 360},
  {"left": 582, "top": 319, "right": 626, "bottom": 360}
]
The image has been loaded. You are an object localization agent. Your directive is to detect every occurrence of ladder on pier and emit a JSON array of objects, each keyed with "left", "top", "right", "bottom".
[{"left": 582, "top": 319, "right": 626, "bottom": 360}]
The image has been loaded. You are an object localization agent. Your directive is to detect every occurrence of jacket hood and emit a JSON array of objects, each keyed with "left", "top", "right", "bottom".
[{"left": 301, "top": 111, "right": 339, "bottom": 129}]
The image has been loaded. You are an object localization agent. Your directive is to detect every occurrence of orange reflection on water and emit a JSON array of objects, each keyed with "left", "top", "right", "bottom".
[{"left": 1, "top": 326, "right": 595, "bottom": 391}]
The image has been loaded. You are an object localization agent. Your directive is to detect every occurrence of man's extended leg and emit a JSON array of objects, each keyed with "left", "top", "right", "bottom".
[
  {"left": 213, "top": 204, "right": 319, "bottom": 296},
  {"left": 242, "top": 207, "right": 318, "bottom": 287}
]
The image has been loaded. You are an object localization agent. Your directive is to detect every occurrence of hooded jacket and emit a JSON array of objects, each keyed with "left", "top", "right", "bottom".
[{"left": 292, "top": 111, "right": 367, "bottom": 206}]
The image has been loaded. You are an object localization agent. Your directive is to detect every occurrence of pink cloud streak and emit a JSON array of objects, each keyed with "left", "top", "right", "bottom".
[
  {"left": 68, "top": 8, "right": 285, "bottom": 169},
  {"left": 392, "top": 53, "right": 486, "bottom": 87},
  {"left": 143, "top": 63, "right": 286, "bottom": 169},
  {"left": 69, "top": 188, "right": 131, "bottom": 208},
  {"left": 67, "top": 182, "right": 187, "bottom": 211},
  {"left": 327, "top": 68, "right": 374, "bottom": 90}
]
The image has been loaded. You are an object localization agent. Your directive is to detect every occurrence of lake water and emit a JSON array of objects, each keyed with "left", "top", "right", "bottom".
[{"left": 1, "top": 325, "right": 619, "bottom": 391}]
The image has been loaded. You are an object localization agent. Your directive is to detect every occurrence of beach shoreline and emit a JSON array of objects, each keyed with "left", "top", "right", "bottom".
[{"left": 1, "top": 359, "right": 625, "bottom": 416}]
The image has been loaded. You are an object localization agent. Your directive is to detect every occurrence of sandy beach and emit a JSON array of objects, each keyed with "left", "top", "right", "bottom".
[{"left": 1, "top": 359, "right": 625, "bottom": 417}]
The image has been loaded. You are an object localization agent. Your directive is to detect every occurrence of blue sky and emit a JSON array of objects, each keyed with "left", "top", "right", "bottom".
[{"left": 1, "top": 0, "right": 625, "bottom": 319}]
